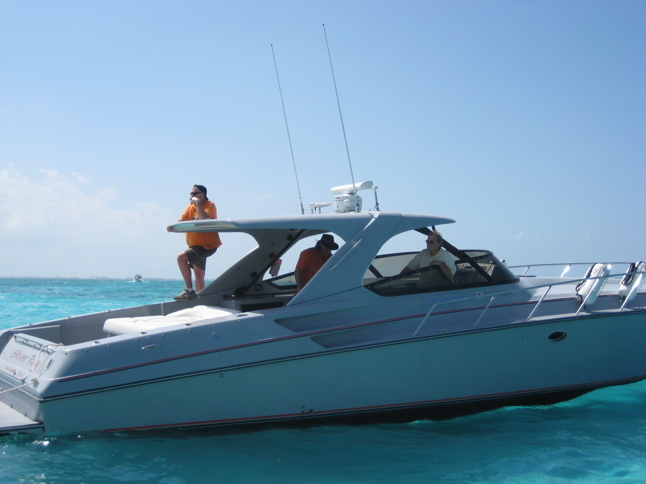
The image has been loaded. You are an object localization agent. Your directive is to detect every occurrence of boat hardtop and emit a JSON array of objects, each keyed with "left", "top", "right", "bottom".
[{"left": 170, "top": 211, "right": 456, "bottom": 304}]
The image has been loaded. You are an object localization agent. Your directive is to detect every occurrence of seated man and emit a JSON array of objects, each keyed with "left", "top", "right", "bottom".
[
  {"left": 295, "top": 234, "right": 339, "bottom": 292},
  {"left": 400, "top": 231, "right": 456, "bottom": 286}
]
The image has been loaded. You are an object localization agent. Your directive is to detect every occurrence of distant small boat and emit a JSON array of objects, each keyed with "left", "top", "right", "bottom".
[{"left": 133, "top": 274, "right": 143, "bottom": 282}]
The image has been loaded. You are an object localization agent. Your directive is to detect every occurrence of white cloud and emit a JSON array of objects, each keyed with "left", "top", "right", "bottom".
[{"left": 0, "top": 164, "right": 178, "bottom": 277}]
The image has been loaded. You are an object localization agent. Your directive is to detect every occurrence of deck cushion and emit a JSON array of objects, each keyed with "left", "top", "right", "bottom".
[{"left": 103, "top": 305, "right": 239, "bottom": 335}]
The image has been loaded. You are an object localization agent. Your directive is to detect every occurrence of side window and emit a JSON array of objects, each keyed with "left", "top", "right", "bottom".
[
  {"left": 362, "top": 252, "right": 418, "bottom": 282},
  {"left": 266, "top": 272, "right": 297, "bottom": 288},
  {"left": 365, "top": 263, "right": 455, "bottom": 296}
]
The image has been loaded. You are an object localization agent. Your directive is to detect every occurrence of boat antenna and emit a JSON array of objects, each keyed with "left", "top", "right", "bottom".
[
  {"left": 323, "top": 24, "right": 358, "bottom": 207},
  {"left": 271, "top": 44, "right": 305, "bottom": 215}
]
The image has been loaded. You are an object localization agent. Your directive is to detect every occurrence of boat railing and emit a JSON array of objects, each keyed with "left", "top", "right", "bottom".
[
  {"left": 508, "top": 262, "right": 634, "bottom": 278},
  {"left": 412, "top": 265, "right": 646, "bottom": 337}
]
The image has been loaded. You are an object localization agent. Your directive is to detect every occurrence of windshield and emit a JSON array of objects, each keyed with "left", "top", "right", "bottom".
[{"left": 364, "top": 250, "right": 518, "bottom": 296}]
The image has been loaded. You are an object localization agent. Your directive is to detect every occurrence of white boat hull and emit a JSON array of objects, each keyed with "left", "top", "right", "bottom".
[{"left": 25, "top": 311, "right": 646, "bottom": 433}]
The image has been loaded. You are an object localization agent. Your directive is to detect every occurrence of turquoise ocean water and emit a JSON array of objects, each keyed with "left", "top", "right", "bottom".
[{"left": 1, "top": 278, "right": 646, "bottom": 484}]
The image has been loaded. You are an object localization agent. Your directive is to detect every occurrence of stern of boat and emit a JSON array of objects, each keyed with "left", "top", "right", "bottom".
[{"left": 0, "top": 330, "right": 51, "bottom": 434}]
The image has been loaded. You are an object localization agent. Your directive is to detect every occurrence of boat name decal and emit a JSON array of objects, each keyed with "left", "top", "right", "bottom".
[
  {"left": 8, "top": 348, "right": 44, "bottom": 370},
  {"left": 421, "top": 295, "right": 470, "bottom": 307},
  {"left": 475, "top": 290, "right": 513, "bottom": 297}
]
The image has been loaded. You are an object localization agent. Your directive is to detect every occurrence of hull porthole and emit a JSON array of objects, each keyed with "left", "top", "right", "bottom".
[{"left": 548, "top": 331, "right": 567, "bottom": 342}]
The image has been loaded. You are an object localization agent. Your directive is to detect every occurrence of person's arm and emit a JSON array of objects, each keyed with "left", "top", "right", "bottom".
[
  {"left": 295, "top": 250, "right": 311, "bottom": 292},
  {"left": 167, "top": 209, "right": 189, "bottom": 232},
  {"left": 400, "top": 252, "right": 422, "bottom": 274},
  {"left": 167, "top": 201, "right": 197, "bottom": 232},
  {"left": 193, "top": 198, "right": 212, "bottom": 220},
  {"left": 295, "top": 268, "right": 304, "bottom": 292},
  {"left": 431, "top": 251, "right": 457, "bottom": 279},
  {"left": 430, "top": 260, "right": 454, "bottom": 279}
]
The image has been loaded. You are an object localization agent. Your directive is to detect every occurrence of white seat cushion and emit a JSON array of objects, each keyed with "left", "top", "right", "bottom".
[{"left": 103, "top": 305, "right": 239, "bottom": 335}]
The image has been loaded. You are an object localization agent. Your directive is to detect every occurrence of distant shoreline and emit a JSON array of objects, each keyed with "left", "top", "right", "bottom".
[{"left": 0, "top": 276, "right": 182, "bottom": 281}]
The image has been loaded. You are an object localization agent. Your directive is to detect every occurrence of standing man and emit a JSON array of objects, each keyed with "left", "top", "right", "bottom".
[
  {"left": 294, "top": 234, "right": 339, "bottom": 292},
  {"left": 166, "top": 184, "right": 222, "bottom": 301}
]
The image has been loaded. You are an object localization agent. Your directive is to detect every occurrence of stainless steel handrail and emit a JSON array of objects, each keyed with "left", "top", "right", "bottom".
[
  {"left": 413, "top": 266, "right": 646, "bottom": 337},
  {"left": 508, "top": 262, "right": 634, "bottom": 277}
]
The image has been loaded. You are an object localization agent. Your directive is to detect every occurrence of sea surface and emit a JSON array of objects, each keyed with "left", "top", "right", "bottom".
[{"left": 1, "top": 278, "right": 645, "bottom": 484}]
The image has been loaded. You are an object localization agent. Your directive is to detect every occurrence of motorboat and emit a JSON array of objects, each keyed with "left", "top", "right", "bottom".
[
  {"left": 133, "top": 274, "right": 143, "bottom": 282},
  {"left": 1, "top": 181, "right": 644, "bottom": 434}
]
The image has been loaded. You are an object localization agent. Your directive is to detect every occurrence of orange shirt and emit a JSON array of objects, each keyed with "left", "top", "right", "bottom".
[
  {"left": 296, "top": 247, "right": 331, "bottom": 287},
  {"left": 180, "top": 200, "right": 222, "bottom": 250}
]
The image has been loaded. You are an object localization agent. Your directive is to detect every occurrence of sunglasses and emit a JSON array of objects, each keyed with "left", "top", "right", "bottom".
[
  {"left": 426, "top": 240, "right": 438, "bottom": 244},
  {"left": 190, "top": 191, "right": 203, "bottom": 196}
]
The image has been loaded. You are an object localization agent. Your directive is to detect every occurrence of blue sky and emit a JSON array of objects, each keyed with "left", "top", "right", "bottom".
[{"left": 1, "top": 0, "right": 644, "bottom": 279}]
